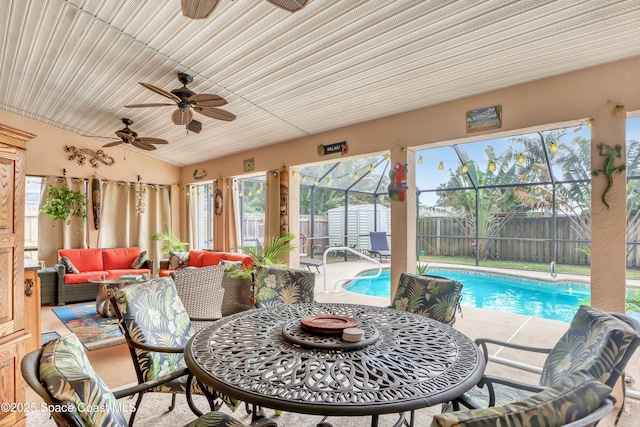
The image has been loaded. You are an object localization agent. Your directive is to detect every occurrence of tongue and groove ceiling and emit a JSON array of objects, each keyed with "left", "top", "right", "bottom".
[{"left": 1, "top": 0, "right": 640, "bottom": 166}]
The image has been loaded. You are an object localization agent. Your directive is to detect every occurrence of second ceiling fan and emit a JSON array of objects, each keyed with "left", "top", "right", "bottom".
[
  {"left": 101, "top": 118, "right": 169, "bottom": 151},
  {"left": 125, "top": 72, "right": 236, "bottom": 127}
]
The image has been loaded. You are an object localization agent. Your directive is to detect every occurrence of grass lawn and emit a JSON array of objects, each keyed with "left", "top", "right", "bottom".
[{"left": 419, "top": 255, "right": 640, "bottom": 280}]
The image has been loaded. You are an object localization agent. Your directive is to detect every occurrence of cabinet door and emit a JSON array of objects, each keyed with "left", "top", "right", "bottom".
[{"left": 0, "top": 137, "right": 27, "bottom": 427}]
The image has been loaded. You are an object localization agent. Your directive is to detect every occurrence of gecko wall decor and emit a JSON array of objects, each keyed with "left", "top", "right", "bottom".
[{"left": 592, "top": 143, "right": 625, "bottom": 209}]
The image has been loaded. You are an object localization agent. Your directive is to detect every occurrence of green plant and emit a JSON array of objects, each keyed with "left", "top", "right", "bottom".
[
  {"left": 578, "top": 289, "right": 640, "bottom": 313},
  {"left": 151, "top": 226, "right": 189, "bottom": 255},
  {"left": 416, "top": 261, "right": 430, "bottom": 275},
  {"left": 227, "top": 232, "right": 296, "bottom": 280},
  {"left": 40, "top": 186, "right": 88, "bottom": 225}
]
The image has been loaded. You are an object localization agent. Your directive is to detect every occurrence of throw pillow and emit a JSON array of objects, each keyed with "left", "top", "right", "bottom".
[
  {"left": 59, "top": 256, "right": 79, "bottom": 274},
  {"left": 220, "top": 259, "right": 242, "bottom": 271},
  {"left": 130, "top": 251, "right": 148, "bottom": 269},
  {"left": 169, "top": 251, "right": 190, "bottom": 270},
  {"left": 431, "top": 370, "right": 612, "bottom": 427}
]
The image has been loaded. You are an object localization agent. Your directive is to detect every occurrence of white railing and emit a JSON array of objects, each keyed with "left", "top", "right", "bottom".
[{"left": 322, "top": 247, "right": 382, "bottom": 293}]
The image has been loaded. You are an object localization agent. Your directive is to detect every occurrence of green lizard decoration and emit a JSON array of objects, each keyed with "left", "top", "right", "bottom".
[{"left": 592, "top": 143, "right": 625, "bottom": 209}]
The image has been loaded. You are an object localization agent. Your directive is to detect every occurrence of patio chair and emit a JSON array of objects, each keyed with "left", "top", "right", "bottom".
[
  {"left": 433, "top": 370, "right": 614, "bottom": 427},
  {"left": 367, "top": 231, "right": 391, "bottom": 261},
  {"left": 454, "top": 305, "right": 640, "bottom": 416},
  {"left": 253, "top": 265, "right": 315, "bottom": 308},
  {"left": 21, "top": 333, "right": 255, "bottom": 427},
  {"left": 171, "top": 265, "right": 225, "bottom": 331},
  {"left": 112, "top": 277, "right": 240, "bottom": 426},
  {"left": 391, "top": 272, "right": 463, "bottom": 325}
]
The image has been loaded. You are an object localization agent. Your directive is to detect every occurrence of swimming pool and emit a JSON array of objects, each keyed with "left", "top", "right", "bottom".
[{"left": 344, "top": 269, "right": 591, "bottom": 323}]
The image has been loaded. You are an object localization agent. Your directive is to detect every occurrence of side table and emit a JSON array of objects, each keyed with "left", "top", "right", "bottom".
[{"left": 37, "top": 267, "right": 58, "bottom": 305}]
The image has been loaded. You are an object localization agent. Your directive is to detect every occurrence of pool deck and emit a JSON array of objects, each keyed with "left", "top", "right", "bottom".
[{"left": 312, "top": 259, "right": 640, "bottom": 425}]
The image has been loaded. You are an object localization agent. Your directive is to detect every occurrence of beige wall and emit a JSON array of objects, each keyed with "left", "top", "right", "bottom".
[{"left": 0, "top": 110, "right": 182, "bottom": 248}]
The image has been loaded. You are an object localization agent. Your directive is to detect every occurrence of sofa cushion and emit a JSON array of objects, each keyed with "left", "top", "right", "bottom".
[
  {"left": 188, "top": 250, "right": 207, "bottom": 267},
  {"left": 220, "top": 259, "right": 242, "bottom": 271},
  {"left": 169, "top": 251, "right": 190, "bottom": 269},
  {"left": 130, "top": 250, "right": 148, "bottom": 269},
  {"left": 59, "top": 256, "right": 79, "bottom": 274},
  {"left": 202, "top": 251, "right": 224, "bottom": 266},
  {"left": 58, "top": 248, "right": 104, "bottom": 272},
  {"left": 63, "top": 271, "right": 109, "bottom": 284},
  {"left": 103, "top": 247, "right": 141, "bottom": 270},
  {"left": 222, "top": 252, "right": 254, "bottom": 268}
]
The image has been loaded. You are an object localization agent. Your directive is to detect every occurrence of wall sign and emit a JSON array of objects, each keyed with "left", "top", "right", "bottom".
[
  {"left": 243, "top": 158, "right": 255, "bottom": 172},
  {"left": 317, "top": 141, "right": 348, "bottom": 156},
  {"left": 466, "top": 105, "right": 502, "bottom": 133}
]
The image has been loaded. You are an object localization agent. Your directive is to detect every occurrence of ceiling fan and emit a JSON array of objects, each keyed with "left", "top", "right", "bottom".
[
  {"left": 99, "top": 118, "right": 169, "bottom": 151},
  {"left": 180, "top": 0, "right": 309, "bottom": 19},
  {"left": 125, "top": 72, "right": 236, "bottom": 127}
]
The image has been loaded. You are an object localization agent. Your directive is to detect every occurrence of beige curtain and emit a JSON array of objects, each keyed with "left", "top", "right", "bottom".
[
  {"left": 38, "top": 177, "right": 88, "bottom": 267},
  {"left": 219, "top": 178, "right": 238, "bottom": 251},
  {"left": 97, "top": 181, "right": 171, "bottom": 268},
  {"left": 264, "top": 170, "right": 281, "bottom": 242}
]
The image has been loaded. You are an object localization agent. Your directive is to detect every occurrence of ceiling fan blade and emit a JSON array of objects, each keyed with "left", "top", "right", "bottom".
[
  {"left": 103, "top": 141, "right": 124, "bottom": 148},
  {"left": 194, "top": 106, "right": 236, "bottom": 122},
  {"left": 172, "top": 109, "right": 194, "bottom": 125},
  {"left": 125, "top": 103, "right": 175, "bottom": 108},
  {"left": 266, "top": 0, "right": 309, "bottom": 12},
  {"left": 115, "top": 131, "right": 135, "bottom": 142},
  {"left": 139, "top": 82, "right": 181, "bottom": 101},
  {"left": 189, "top": 93, "right": 227, "bottom": 107},
  {"left": 181, "top": 0, "right": 221, "bottom": 19},
  {"left": 136, "top": 137, "right": 169, "bottom": 145},
  {"left": 132, "top": 141, "right": 156, "bottom": 151}
]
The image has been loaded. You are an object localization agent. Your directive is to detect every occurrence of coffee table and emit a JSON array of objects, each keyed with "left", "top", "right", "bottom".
[{"left": 90, "top": 278, "right": 146, "bottom": 317}]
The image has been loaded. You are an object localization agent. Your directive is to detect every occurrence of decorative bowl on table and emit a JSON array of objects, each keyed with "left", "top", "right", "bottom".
[{"left": 299, "top": 315, "right": 360, "bottom": 334}]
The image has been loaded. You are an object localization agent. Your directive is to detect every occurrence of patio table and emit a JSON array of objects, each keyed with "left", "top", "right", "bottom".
[{"left": 185, "top": 303, "right": 485, "bottom": 427}]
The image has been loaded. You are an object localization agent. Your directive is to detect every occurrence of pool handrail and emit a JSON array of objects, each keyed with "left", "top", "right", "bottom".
[{"left": 321, "top": 246, "right": 382, "bottom": 293}]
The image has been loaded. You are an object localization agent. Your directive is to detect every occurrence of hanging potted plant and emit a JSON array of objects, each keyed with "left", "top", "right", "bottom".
[{"left": 40, "top": 185, "right": 89, "bottom": 225}]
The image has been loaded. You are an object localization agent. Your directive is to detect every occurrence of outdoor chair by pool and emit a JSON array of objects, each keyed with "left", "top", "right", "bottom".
[
  {"left": 253, "top": 265, "right": 315, "bottom": 308},
  {"left": 21, "top": 333, "right": 259, "bottom": 427},
  {"left": 367, "top": 231, "right": 391, "bottom": 261},
  {"left": 112, "top": 276, "right": 240, "bottom": 426},
  {"left": 454, "top": 305, "right": 640, "bottom": 420},
  {"left": 172, "top": 265, "right": 226, "bottom": 331},
  {"left": 434, "top": 370, "right": 614, "bottom": 427},
  {"left": 391, "top": 272, "right": 463, "bottom": 325}
]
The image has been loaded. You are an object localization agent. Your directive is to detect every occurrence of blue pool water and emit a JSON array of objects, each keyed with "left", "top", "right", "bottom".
[{"left": 345, "top": 269, "right": 591, "bottom": 323}]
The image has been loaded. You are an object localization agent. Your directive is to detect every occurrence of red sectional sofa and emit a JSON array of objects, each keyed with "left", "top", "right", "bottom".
[
  {"left": 54, "top": 247, "right": 153, "bottom": 305},
  {"left": 158, "top": 249, "right": 253, "bottom": 277}
]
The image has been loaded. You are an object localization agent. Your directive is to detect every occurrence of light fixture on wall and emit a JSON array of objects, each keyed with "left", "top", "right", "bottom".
[{"left": 612, "top": 104, "right": 625, "bottom": 116}]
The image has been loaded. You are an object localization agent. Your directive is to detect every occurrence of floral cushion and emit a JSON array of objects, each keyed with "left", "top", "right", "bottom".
[
  {"left": 114, "top": 277, "right": 239, "bottom": 411},
  {"left": 169, "top": 251, "right": 190, "bottom": 270},
  {"left": 392, "top": 273, "right": 463, "bottom": 325},
  {"left": 253, "top": 265, "right": 315, "bottom": 308},
  {"left": 432, "top": 371, "right": 612, "bottom": 427},
  {"left": 130, "top": 250, "right": 148, "bottom": 269},
  {"left": 464, "top": 305, "right": 639, "bottom": 408},
  {"left": 39, "top": 333, "right": 128, "bottom": 427},
  {"left": 540, "top": 305, "right": 638, "bottom": 387},
  {"left": 59, "top": 255, "right": 80, "bottom": 274}
]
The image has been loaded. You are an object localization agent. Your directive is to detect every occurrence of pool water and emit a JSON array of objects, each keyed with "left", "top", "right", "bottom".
[{"left": 344, "top": 269, "right": 591, "bottom": 323}]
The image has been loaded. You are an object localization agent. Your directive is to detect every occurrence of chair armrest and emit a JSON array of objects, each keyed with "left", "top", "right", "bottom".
[
  {"left": 478, "top": 374, "right": 547, "bottom": 407},
  {"left": 475, "top": 337, "right": 553, "bottom": 364},
  {"left": 122, "top": 337, "right": 185, "bottom": 354},
  {"left": 159, "top": 259, "right": 170, "bottom": 270},
  {"left": 112, "top": 367, "right": 189, "bottom": 399},
  {"left": 142, "top": 258, "right": 154, "bottom": 274}
]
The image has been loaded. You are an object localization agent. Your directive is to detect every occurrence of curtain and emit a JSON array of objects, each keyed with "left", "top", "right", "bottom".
[
  {"left": 220, "top": 178, "right": 238, "bottom": 251},
  {"left": 98, "top": 181, "right": 171, "bottom": 268},
  {"left": 38, "top": 176, "right": 88, "bottom": 267}
]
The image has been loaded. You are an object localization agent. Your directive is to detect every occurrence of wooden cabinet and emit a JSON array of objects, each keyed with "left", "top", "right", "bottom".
[
  {"left": 23, "top": 268, "right": 41, "bottom": 356},
  {"left": 0, "top": 124, "right": 34, "bottom": 427}
]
